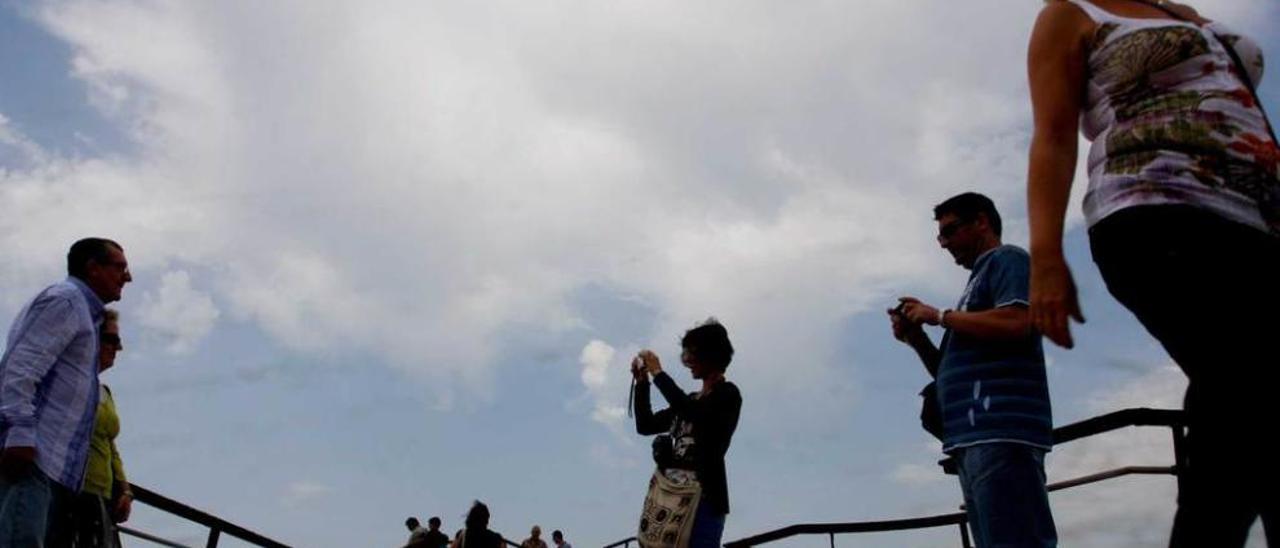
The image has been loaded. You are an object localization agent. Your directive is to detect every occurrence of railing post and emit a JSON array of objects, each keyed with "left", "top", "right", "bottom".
[
  {"left": 958, "top": 520, "right": 972, "bottom": 548},
  {"left": 828, "top": 532, "right": 835, "bottom": 548},
  {"left": 1171, "top": 423, "right": 1188, "bottom": 496},
  {"left": 206, "top": 528, "right": 221, "bottom": 548}
]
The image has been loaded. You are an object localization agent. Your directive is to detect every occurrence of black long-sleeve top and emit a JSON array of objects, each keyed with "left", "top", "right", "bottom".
[{"left": 634, "top": 372, "right": 742, "bottom": 515}]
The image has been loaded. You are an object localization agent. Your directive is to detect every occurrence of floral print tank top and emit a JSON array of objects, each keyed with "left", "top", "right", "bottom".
[{"left": 1067, "top": 0, "right": 1280, "bottom": 235}]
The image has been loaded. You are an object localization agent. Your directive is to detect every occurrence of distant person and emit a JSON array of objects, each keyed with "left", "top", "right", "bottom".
[
  {"left": 52, "top": 308, "right": 132, "bottom": 548},
  {"left": 451, "top": 501, "right": 503, "bottom": 548},
  {"left": 423, "top": 516, "right": 450, "bottom": 548},
  {"left": 550, "top": 530, "right": 570, "bottom": 548},
  {"left": 632, "top": 319, "right": 742, "bottom": 548},
  {"left": 889, "top": 193, "right": 1056, "bottom": 547},
  {"left": 0, "top": 238, "right": 132, "bottom": 548},
  {"left": 520, "top": 526, "right": 547, "bottom": 548},
  {"left": 1025, "top": 0, "right": 1280, "bottom": 544},
  {"left": 406, "top": 517, "right": 429, "bottom": 547}
]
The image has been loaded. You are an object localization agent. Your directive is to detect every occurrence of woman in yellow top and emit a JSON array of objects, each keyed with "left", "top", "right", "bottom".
[{"left": 66, "top": 308, "right": 133, "bottom": 547}]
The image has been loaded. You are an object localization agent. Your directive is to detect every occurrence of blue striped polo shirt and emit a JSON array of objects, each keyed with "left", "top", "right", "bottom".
[{"left": 937, "top": 245, "right": 1053, "bottom": 452}]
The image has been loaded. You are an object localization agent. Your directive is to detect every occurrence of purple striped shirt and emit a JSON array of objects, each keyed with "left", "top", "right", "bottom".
[{"left": 0, "top": 277, "right": 103, "bottom": 489}]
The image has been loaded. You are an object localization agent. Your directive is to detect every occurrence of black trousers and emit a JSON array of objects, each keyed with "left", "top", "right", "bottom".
[
  {"left": 46, "top": 492, "right": 117, "bottom": 548},
  {"left": 1090, "top": 205, "right": 1280, "bottom": 547}
]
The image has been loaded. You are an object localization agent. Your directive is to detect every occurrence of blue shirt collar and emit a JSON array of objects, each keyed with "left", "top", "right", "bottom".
[
  {"left": 66, "top": 276, "right": 106, "bottom": 323},
  {"left": 971, "top": 244, "right": 1006, "bottom": 270}
]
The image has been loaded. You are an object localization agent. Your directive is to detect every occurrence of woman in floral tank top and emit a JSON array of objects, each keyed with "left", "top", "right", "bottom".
[{"left": 1025, "top": 0, "right": 1278, "bottom": 545}]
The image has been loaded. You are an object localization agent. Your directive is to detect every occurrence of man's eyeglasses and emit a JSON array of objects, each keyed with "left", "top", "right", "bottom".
[
  {"left": 937, "top": 218, "right": 973, "bottom": 240},
  {"left": 100, "top": 333, "right": 122, "bottom": 349},
  {"left": 97, "top": 259, "right": 130, "bottom": 273}
]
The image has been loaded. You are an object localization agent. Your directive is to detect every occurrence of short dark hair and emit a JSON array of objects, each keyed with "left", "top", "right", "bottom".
[
  {"left": 406, "top": 517, "right": 420, "bottom": 528},
  {"left": 429, "top": 517, "right": 441, "bottom": 527},
  {"left": 67, "top": 238, "right": 123, "bottom": 279},
  {"left": 465, "top": 501, "right": 490, "bottom": 530},
  {"left": 681, "top": 318, "right": 734, "bottom": 372},
  {"left": 933, "top": 192, "right": 1002, "bottom": 237},
  {"left": 552, "top": 530, "right": 563, "bottom": 540}
]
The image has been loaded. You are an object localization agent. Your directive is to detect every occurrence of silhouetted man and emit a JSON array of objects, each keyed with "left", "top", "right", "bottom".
[
  {"left": 550, "top": 530, "right": 571, "bottom": 548},
  {"left": 889, "top": 193, "right": 1056, "bottom": 547},
  {"left": 406, "top": 517, "right": 429, "bottom": 547},
  {"left": 423, "top": 517, "right": 449, "bottom": 548},
  {"left": 520, "top": 525, "right": 547, "bottom": 548},
  {"left": 0, "top": 238, "right": 132, "bottom": 548}
]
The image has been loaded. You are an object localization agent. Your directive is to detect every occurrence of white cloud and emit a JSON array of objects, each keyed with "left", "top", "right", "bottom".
[
  {"left": 136, "top": 270, "right": 220, "bottom": 354},
  {"left": 0, "top": 113, "right": 49, "bottom": 166},
  {"left": 5, "top": 1, "right": 1277, "bottom": 545},
  {"left": 3, "top": 0, "right": 1272, "bottom": 423},
  {"left": 579, "top": 339, "right": 632, "bottom": 437},
  {"left": 579, "top": 340, "right": 616, "bottom": 391},
  {"left": 280, "top": 481, "right": 333, "bottom": 508}
]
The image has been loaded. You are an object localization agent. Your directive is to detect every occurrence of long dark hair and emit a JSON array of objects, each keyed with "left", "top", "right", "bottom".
[{"left": 464, "top": 500, "right": 490, "bottom": 530}]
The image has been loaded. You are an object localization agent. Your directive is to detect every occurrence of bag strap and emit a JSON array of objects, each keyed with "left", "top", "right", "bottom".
[{"left": 1143, "top": 1, "right": 1278, "bottom": 144}]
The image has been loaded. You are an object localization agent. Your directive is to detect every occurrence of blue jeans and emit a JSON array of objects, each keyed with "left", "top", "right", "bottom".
[
  {"left": 0, "top": 465, "right": 56, "bottom": 548},
  {"left": 955, "top": 443, "right": 1057, "bottom": 548},
  {"left": 688, "top": 500, "right": 726, "bottom": 548}
]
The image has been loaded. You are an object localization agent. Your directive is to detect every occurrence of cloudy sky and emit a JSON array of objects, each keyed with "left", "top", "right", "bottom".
[{"left": 2, "top": 0, "right": 1277, "bottom": 546}]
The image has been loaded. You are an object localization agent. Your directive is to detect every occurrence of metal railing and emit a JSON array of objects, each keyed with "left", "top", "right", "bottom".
[
  {"left": 723, "top": 512, "right": 971, "bottom": 548},
  {"left": 603, "top": 407, "right": 1187, "bottom": 547},
  {"left": 603, "top": 537, "right": 637, "bottom": 548},
  {"left": 120, "top": 484, "right": 292, "bottom": 548}
]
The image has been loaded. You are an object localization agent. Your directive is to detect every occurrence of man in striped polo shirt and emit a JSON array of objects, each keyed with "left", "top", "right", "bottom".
[{"left": 889, "top": 193, "right": 1057, "bottom": 547}]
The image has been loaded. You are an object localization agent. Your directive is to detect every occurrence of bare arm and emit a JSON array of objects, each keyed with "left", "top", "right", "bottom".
[
  {"left": 944, "top": 306, "right": 1032, "bottom": 341},
  {"left": 889, "top": 307, "right": 942, "bottom": 378},
  {"left": 632, "top": 355, "right": 674, "bottom": 435},
  {"left": 1027, "top": 1, "right": 1090, "bottom": 348},
  {"left": 907, "top": 333, "right": 941, "bottom": 378},
  {"left": 898, "top": 299, "right": 1030, "bottom": 359}
]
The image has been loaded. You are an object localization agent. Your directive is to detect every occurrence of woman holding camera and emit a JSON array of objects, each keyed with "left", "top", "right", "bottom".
[{"left": 632, "top": 320, "right": 742, "bottom": 548}]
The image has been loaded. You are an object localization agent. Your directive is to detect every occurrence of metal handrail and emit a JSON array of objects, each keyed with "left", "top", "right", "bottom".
[
  {"left": 122, "top": 483, "right": 292, "bottom": 548},
  {"left": 611, "top": 407, "right": 1188, "bottom": 548},
  {"left": 1046, "top": 465, "right": 1175, "bottom": 493},
  {"left": 117, "top": 525, "right": 193, "bottom": 548},
  {"left": 723, "top": 465, "right": 1181, "bottom": 548},
  {"left": 724, "top": 512, "right": 970, "bottom": 548},
  {"left": 938, "top": 407, "right": 1186, "bottom": 473},
  {"left": 603, "top": 536, "right": 637, "bottom": 548}
]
